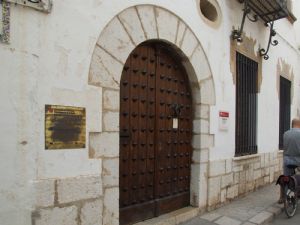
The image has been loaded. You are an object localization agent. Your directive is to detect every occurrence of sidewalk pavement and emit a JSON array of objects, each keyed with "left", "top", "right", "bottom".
[
  {"left": 136, "top": 184, "right": 283, "bottom": 225},
  {"left": 181, "top": 184, "right": 283, "bottom": 225}
]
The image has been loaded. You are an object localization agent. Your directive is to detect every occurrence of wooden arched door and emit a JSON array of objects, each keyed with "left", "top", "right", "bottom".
[{"left": 119, "top": 43, "right": 193, "bottom": 225}]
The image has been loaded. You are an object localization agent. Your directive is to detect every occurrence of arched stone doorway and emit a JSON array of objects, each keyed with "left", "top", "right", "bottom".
[
  {"left": 88, "top": 5, "right": 216, "bottom": 225},
  {"left": 119, "top": 41, "right": 193, "bottom": 224}
]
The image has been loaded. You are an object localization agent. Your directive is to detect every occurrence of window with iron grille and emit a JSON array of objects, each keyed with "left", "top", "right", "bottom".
[
  {"left": 279, "top": 76, "right": 291, "bottom": 149},
  {"left": 235, "top": 52, "right": 258, "bottom": 156}
]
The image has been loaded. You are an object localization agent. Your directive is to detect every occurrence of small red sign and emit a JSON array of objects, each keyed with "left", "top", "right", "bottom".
[{"left": 219, "top": 111, "right": 229, "bottom": 118}]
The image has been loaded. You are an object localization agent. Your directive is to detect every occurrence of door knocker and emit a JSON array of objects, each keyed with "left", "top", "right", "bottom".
[
  {"left": 171, "top": 103, "right": 181, "bottom": 117},
  {"left": 171, "top": 103, "right": 181, "bottom": 129}
]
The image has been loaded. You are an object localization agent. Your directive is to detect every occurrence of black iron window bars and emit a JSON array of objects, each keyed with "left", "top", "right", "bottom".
[
  {"left": 235, "top": 52, "right": 258, "bottom": 156},
  {"left": 279, "top": 77, "right": 291, "bottom": 149}
]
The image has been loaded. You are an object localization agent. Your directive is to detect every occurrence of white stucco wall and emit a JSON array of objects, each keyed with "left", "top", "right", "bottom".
[
  {"left": 293, "top": 0, "right": 300, "bottom": 115},
  {"left": 0, "top": 0, "right": 299, "bottom": 224}
]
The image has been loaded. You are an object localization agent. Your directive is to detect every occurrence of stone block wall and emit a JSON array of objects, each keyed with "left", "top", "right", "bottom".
[
  {"left": 32, "top": 175, "right": 104, "bottom": 225},
  {"left": 32, "top": 151, "right": 283, "bottom": 224},
  {"left": 206, "top": 151, "right": 283, "bottom": 211}
]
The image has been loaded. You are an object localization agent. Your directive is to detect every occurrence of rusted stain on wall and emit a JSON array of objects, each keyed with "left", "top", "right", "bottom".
[
  {"left": 230, "top": 31, "right": 263, "bottom": 92},
  {"left": 276, "top": 58, "right": 294, "bottom": 101}
]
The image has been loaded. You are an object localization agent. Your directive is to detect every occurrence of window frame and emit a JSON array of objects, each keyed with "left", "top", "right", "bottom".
[
  {"left": 279, "top": 76, "right": 291, "bottom": 150},
  {"left": 235, "top": 52, "right": 258, "bottom": 157}
]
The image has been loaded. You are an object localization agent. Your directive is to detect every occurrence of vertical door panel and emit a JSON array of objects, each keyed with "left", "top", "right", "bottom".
[{"left": 154, "top": 47, "right": 192, "bottom": 215}]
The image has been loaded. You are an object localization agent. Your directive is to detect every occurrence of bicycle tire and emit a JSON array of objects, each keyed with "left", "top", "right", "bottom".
[{"left": 283, "top": 185, "right": 298, "bottom": 218}]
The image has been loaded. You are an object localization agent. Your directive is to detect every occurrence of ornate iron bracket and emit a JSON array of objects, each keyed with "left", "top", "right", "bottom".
[
  {"left": 231, "top": 0, "right": 258, "bottom": 42},
  {"left": 232, "top": 0, "right": 283, "bottom": 60},
  {"left": 259, "top": 22, "right": 278, "bottom": 60}
]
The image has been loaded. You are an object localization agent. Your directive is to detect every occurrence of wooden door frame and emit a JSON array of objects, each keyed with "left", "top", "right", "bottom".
[{"left": 119, "top": 42, "right": 194, "bottom": 224}]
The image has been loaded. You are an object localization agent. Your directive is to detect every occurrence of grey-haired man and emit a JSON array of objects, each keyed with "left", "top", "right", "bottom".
[
  {"left": 278, "top": 118, "right": 300, "bottom": 204},
  {"left": 283, "top": 118, "right": 300, "bottom": 175}
]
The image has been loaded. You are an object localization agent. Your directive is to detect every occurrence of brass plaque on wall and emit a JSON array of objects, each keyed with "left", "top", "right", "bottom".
[{"left": 45, "top": 105, "right": 86, "bottom": 149}]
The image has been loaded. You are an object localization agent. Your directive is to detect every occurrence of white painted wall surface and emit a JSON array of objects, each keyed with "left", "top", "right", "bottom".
[
  {"left": 293, "top": 1, "right": 300, "bottom": 119},
  {"left": 0, "top": 0, "right": 299, "bottom": 224}
]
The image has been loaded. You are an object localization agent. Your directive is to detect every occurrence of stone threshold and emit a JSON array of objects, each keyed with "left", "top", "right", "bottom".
[{"left": 135, "top": 207, "right": 200, "bottom": 225}]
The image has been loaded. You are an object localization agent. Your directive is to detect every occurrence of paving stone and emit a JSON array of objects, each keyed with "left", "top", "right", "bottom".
[
  {"left": 200, "top": 212, "right": 222, "bottom": 221},
  {"left": 213, "top": 185, "right": 279, "bottom": 221},
  {"left": 215, "top": 216, "right": 242, "bottom": 225},
  {"left": 181, "top": 185, "right": 281, "bottom": 225},
  {"left": 182, "top": 217, "right": 218, "bottom": 225},
  {"left": 249, "top": 211, "right": 273, "bottom": 224},
  {"left": 175, "top": 207, "right": 199, "bottom": 224},
  {"left": 266, "top": 206, "right": 282, "bottom": 216},
  {"left": 136, "top": 213, "right": 175, "bottom": 225}
]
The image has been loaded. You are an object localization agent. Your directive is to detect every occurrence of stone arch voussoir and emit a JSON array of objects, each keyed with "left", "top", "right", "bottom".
[{"left": 88, "top": 5, "right": 216, "bottom": 222}]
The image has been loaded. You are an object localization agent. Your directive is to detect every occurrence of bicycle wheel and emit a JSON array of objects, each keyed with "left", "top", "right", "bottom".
[{"left": 283, "top": 185, "right": 298, "bottom": 218}]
